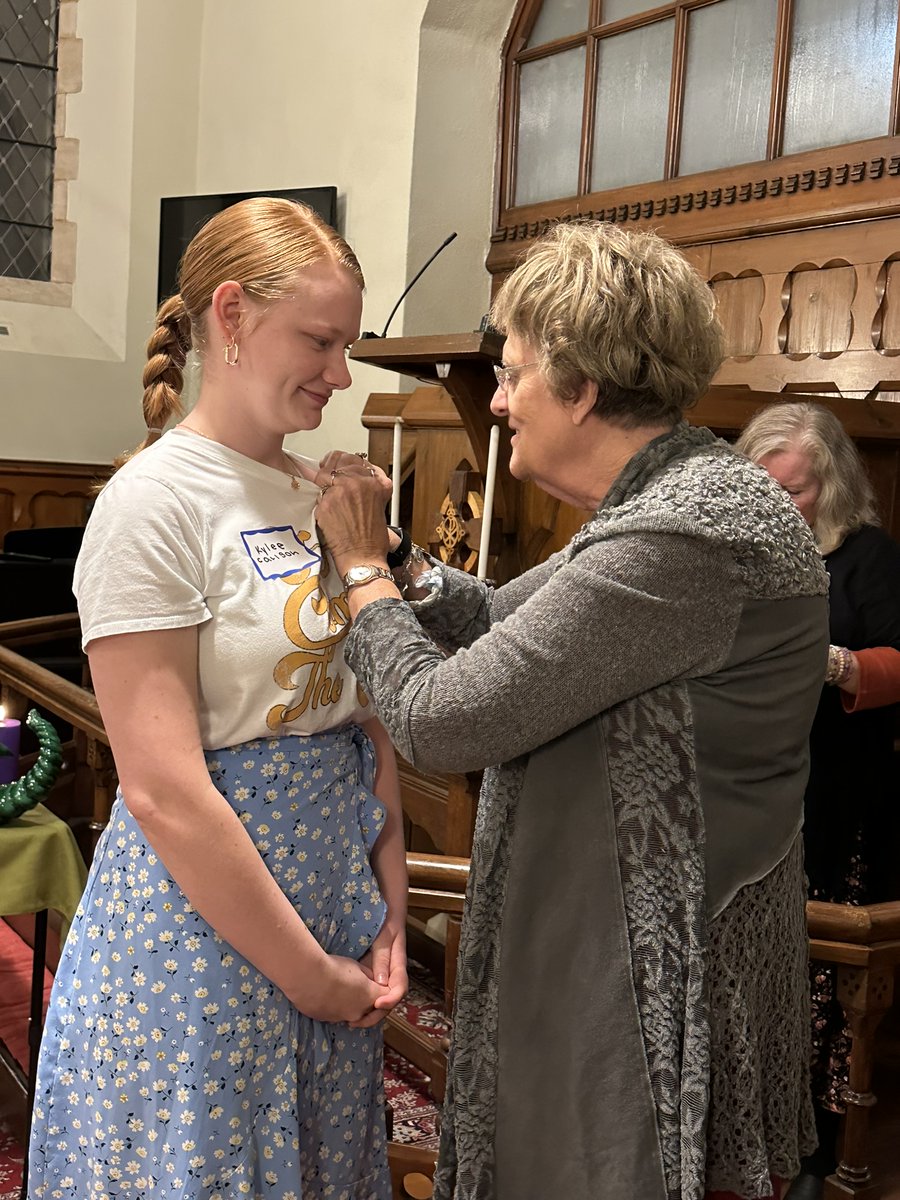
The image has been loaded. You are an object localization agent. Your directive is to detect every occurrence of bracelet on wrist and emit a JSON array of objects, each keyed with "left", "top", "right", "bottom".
[
  {"left": 825, "top": 644, "right": 854, "bottom": 686},
  {"left": 386, "top": 526, "right": 412, "bottom": 569}
]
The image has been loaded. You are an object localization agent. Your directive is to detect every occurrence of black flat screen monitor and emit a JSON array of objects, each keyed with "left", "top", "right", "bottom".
[{"left": 157, "top": 186, "right": 339, "bottom": 306}]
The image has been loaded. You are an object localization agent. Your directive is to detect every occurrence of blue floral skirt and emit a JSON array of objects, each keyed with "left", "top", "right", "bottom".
[{"left": 28, "top": 726, "right": 392, "bottom": 1199}]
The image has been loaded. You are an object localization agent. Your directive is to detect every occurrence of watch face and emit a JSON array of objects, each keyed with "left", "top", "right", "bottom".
[{"left": 344, "top": 565, "right": 391, "bottom": 588}]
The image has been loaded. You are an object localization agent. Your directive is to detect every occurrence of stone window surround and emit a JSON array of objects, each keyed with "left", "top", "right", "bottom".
[{"left": 0, "top": 0, "right": 81, "bottom": 306}]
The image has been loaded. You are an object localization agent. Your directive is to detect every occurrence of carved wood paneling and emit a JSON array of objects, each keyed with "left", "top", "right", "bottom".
[
  {"left": 487, "top": 137, "right": 900, "bottom": 276},
  {"left": 879, "top": 258, "right": 900, "bottom": 349},
  {"left": 0, "top": 459, "right": 107, "bottom": 545},
  {"left": 710, "top": 275, "right": 765, "bottom": 358},
  {"left": 785, "top": 264, "right": 855, "bottom": 356},
  {"left": 696, "top": 218, "right": 900, "bottom": 404}
]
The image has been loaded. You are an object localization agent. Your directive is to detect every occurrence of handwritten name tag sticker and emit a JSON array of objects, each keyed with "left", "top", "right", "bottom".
[{"left": 241, "top": 525, "right": 321, "bottom": 581}]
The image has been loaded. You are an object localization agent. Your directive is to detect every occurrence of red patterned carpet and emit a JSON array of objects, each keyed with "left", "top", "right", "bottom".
[
  {"left": 0, "top": 916, "right": 445, "bottom": 1195},
  {"left": 384, "top": 974, "right": 450, "bottom": 1151}
]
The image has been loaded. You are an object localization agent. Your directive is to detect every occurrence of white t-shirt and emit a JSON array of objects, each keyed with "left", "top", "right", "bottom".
[{"left": 74, "top": 429, "right": 371, "bottom": 748}]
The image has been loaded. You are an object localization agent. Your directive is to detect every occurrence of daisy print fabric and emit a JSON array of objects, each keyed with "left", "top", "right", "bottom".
[{"left": 29, "top": 727, "right": 392, "bottom": 1200}]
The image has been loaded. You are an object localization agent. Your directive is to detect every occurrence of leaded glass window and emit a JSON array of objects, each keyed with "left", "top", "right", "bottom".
[{"left": 0, "top": 0, "right": 60, "bottom": 281}]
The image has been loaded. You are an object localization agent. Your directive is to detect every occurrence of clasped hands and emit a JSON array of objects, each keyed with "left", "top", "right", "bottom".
[
  {"left": 314, "top": 450, "right": 395, "bottom": 574},
  {"left": 311, "top": 919, "right": 406, "bottom": 1028}
]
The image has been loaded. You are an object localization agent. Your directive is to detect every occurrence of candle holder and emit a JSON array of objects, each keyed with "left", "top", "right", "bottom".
[
  {"left": 0, "top": 709, "right": 64, "bottom": 825},
  {"left": 0, "top": 711, "right": 20, "bottom": 785}
]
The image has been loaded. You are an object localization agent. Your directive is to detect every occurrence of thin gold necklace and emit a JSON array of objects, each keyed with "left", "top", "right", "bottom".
[{"left": 177, "top": 422, "right": 305, "bottom": 490}]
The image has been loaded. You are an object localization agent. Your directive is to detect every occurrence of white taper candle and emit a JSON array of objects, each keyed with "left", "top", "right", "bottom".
[
  {"left": 390, "top": 417, "right": 403, "bottom": 527},
  {"left": 477, "top": 424, "right": 500, "bottom": 581}
]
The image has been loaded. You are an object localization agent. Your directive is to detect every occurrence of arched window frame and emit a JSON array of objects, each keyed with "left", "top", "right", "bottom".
[{"left": 488, "top": 0, "right": 900, "bottom": 277}]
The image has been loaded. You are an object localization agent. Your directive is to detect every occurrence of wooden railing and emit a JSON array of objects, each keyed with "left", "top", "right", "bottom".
[
  {"left": 2, "top": 615, "right": 898, "bottom": 1198},
  {"left": 808, "top": 902, "right": 900, "bottom": 1200},
  {"left": 0, "top": 616, "right": 115, "bottom": 850}
]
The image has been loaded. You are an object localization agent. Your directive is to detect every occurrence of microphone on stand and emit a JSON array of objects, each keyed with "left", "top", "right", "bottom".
[{"left": 360, "top": 232, "right": 458, "bottom": 339}]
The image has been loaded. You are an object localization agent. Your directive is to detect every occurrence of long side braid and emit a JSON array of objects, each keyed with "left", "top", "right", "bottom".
[{"left": 111, "top": 295, "right": 192, "bottom": 472}]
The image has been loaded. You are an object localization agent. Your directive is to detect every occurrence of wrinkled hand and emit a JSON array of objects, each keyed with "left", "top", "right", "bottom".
[
  {"left": 297, "top": 953, "right": 389, "bottom": 1024},
  {"left": 348, "top": 922, "right": 408, "bottom": 1029},
  {"left": 315, "top": 451, "right": 393, "bottom": 575}
]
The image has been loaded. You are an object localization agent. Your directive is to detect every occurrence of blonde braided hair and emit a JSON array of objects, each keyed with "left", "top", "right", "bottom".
[{"left": 111, "top": 197, "right": 363, "bottom": 474}]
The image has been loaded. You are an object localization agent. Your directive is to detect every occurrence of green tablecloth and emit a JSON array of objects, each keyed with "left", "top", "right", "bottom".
[{"left": 0, "top": 804, "right": 87, "bottom": 937}]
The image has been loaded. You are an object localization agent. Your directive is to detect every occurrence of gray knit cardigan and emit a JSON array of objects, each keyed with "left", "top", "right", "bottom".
[{"left": 346, "top": 422, "right": 827, "bottom": 1200}]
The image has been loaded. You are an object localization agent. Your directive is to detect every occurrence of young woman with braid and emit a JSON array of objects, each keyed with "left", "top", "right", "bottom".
[{"left": 28, "top": 197, "right": 406, "bottom": 1200}]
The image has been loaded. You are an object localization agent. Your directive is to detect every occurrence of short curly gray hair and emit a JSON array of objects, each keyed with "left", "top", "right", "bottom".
[
  {"left": 489, "top": 221, "right": 724, "bottom": 428},
  {"left": 735, "top": 401, "right": 878, "bottom": 554}
]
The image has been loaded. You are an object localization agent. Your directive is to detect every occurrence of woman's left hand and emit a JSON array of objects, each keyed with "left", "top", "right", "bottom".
[
  {"left": 315, "top": 451, "right": 393, "bottom": 574},
  {"left": 348, "top": 921, "right": 408, "bottom": 1028}
]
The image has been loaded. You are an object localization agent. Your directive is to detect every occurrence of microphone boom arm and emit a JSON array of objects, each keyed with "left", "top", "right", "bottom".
[{"left": 379, "top": 232, "right": 458, "bottom": 339}]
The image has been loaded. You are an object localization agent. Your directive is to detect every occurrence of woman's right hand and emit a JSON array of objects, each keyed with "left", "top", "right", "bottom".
[
  {"left": 314, "top": 451, "right": 393, "bottom": 573},
  {"left": 295, "top": 953, "right": 389, "bottom": 1024}
]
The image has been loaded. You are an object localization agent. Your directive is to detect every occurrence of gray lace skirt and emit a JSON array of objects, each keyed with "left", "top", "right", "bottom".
[{"left": 704, "top": 836, "right": 816, "bottom": 1196}]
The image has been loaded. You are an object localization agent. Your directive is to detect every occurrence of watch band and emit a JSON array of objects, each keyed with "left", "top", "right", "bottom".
[
  {"left": 386, "top": 526, "right": 412, "bottom": 569},
  {"left": 342, "top": 564, "right": 395, "bottom": 591}
]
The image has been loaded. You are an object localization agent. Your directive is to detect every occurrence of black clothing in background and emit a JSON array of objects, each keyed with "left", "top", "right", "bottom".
[{"left": 805, "top": 524, "right": 900, "bottom": 905}]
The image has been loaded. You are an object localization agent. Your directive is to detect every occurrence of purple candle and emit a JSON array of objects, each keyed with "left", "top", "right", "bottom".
[{"left": 0, "top": 708, "right": 21, "bottom": 785}]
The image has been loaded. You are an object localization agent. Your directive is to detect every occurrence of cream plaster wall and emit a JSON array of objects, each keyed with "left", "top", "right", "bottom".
[
  {"left": 405, "top": 0, "right": 518, "bottom": 339},
  {"left": 1, "top": 0, "right": 510, "bottom": 465},
  {"left": 194, "top": 0, "right": 429, "bottom": 461},
  {"left": 0, "top": 0, "right": 202, "bottom": 462}
]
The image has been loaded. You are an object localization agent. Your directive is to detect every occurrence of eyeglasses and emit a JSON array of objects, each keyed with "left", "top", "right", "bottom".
[{"left": 493, "top": 360, "right": 540, "bottom": 391}]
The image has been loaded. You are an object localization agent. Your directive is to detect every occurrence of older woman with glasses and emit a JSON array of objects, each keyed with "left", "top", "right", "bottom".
[{"left": 316, "top": 221, "right": 827, "bottom": 1200}]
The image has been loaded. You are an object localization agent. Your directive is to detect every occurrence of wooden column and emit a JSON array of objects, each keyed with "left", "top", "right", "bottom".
[
  {"left": 824, "top": 959, "right": 896, "bottom": 1199},
  {"left": 809, "top": 901, "right": 900, "bottom": 1200}
]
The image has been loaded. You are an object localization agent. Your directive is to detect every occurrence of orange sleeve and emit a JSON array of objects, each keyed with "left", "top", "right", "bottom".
[{"left": 841, "top": 646, "right": 900, "bottom": 712}]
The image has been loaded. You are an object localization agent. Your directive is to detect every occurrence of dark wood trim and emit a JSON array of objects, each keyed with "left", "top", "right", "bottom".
[
  {"left": 692, "top": 387, "right": 900, "bottom": 442},
  {"left": 892, "top": 3, "right": 900, "bottom": 138},
  {"left": 665, "top": 3, "right": 688, "bottom": 179},
  {"left": 515, "top": 29, "right": 588, "bottom": 64},
  {"left": 0, "top": 459, "right": 107, "bottom": 479},
  {"left": 767, "top": 0, "right": 793, "bottom": 159},
  {"left": 406, "top": 852, "right": 470, "bottom": 894},
  {"left": 0, "top": 613, "right": 80, "bottom": 649},
  {"left": 578, "top": 27, "right": 598, "bottom": 195},
  {"left": 596, "top": 3, "right": 677, "bottom": 37},
  {"left": 807, "top": 901, "right": 900, "bottom": 945},
  {"left": 0, "top": 456, "right": 109, "bottom": 544},
  {"left": 0, "top": 643, "right": 107, "bottom": 744},
  {"left": 384, "top": 1015, "right": 447, "bottom": 1101},
  {"left": 506, "top": 61, "right": 519, "bottom": 214},
  {"left": 488, "top": 135, "right": 900, "bottom": 272}
]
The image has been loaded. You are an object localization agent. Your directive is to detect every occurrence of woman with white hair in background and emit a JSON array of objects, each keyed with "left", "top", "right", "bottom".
[{"left": 737, "top": 401, "right": 900, "bottom": 1200}]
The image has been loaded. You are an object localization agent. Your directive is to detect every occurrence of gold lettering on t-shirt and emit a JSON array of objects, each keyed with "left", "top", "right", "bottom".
[{"left": 267, "top": 560, "right": 360, "bottom": 728}]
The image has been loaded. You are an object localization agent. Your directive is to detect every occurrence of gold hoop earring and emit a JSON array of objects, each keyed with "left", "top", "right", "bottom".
[{"left": 224, "top": 336, "right": 239, "bottom": 367}]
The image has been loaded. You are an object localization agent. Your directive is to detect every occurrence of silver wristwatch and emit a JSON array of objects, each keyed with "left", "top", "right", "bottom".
[{"left": 342, "top": 564, "right": 394, "bottom": 591}]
